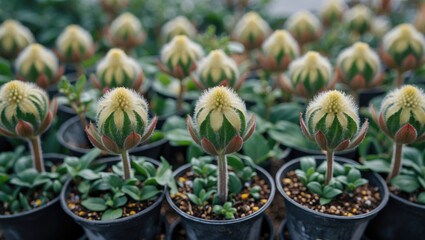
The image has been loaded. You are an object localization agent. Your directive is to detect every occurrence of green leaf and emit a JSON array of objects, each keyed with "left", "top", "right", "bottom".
[
  {"left": 320, "top": 198, "right": 332, "bottom": 205},
  {"left": 242, "top": 132, "right": 270, "bottom": 165},
  {"left": 347, "top": 168, "right": 361, "bottom": 183},
  {"left": 192, "top": 178, "right": 205, "bottom": 196},
  {"left": 19, "top": 193, "right": 31, "bottom": 211},
  {"left": 81, "top": 197, "right": 107, "bottom": 211},
  {"left": 363, "top": 159, "right": 391, "bottom": 173},
  {"left": 0, "top": 173, "right": 9, "bottom": 185},
  {"left": 300, "top": 157, "right": 316, "bottom": 172},
  {"left": 75, "top": 75, "right": 87, "bottom": 94},
  {"left": 228, "top": 172, "right": 242, "bottom": 194},
  {"left": 227, "top": 155, "right": 244, "bottom": 172},
  {"left": 101, "top": 208, "right": 123, "bottom": 221},
  {"left": 353, "top": 178, "right": 368, "bottom": 188},
  {"left": 418, "top": 192, "right": 425, "bottom": 204},
  {"left": 122, "top": 185, "right": 141, "bottom": 201},
  {"left": 78, "top": 169, "right": 100, "bottom": 180},
  {"left": 307, "top": 182, "right": 322, "bottom": 195},
  {"left": 113, "top": 196, "right": 127, "bottom": 208},
  {"left": 323, "top": 186, "right": 342, "bottom": 198},
  {"left": 140, "top": 185, "right": 161, "bottom": 201},
  {"left": 391, "top": 175, "right": 420, "bottom": 193}
]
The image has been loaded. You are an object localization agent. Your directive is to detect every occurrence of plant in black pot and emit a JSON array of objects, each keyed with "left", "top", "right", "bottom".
[
  {"left": 0, "top": 80, "right": 82, "bottom": 239},
  {"left": 0, "top": 19, "right": 34, "bottom": 60},
  {"left": 166, "top": 86, "right": 276, "bottom": 240},
  {"left": 276, "top": 90, "right": 389, "bottom": 240},
  {"left": 61, "top": 87, "right": 176, "bottom": 239},
  {"left": 366, "top": 84, "right": 425, "bottom": 239}
]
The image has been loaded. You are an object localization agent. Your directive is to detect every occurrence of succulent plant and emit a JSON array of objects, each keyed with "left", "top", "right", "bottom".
[
  {"left": 56, "top": 24, "right": 95, "bottom": 67},
  {"left": 381, "top": 24, "right": 425, "bottom": 86},
  {"left": 0, "top": 19, "right": 34, "bottom": 59},
  {"left": 319, "top": 0, "right": 347, "bottom": 27},
  {"left": 281, "top": 51, "right": 333, "bottom": 100},
  {"left": 100, "top": 0, "right": 128, "bottom": 14},
  {"left": 159, "top": 35, "right": 204, "bottom": 111},
  {"left": 91, "top": 48, "right": 144, "bottom": 92},
  {"left": 285, "top": 10, "right": 322, "bottom": 47},
  {"left": 232, "top": 11, "right": 272, "bottom": 50},
  {"left": 344, "top": 4, "right": 373, "bottom": 35},
  {"left": 0, "top": 80, "right": 57, "bottom": 172},
  {"left": 15, "top": 43, "right": 63, "bottom": 89},
  {"left": 259, "top": 30, "right": 300, "bottom": 73},
  {"left": 187, "top": 86, "right": 255, "bottom": 203},
  {"left": 108, "top": 12, "right": 145, "bottom": 52},
  {"left": 370, "top": 16, "right": 391, "bottom": 39},
  {"left": 300, "top": 90, "right": 368, "bottom": 184},
  {"left": 336, "top": 42, "right": 382, "bottom": 92},
  {"left": 86, "top": 87, "right": 157, "bottom": 179},
  {"left": 370, "top": 85, "right": 425, "bottom": 182},
  {"left": 193, "top": 49, "right": 243, "bottom": 90},
  {"left": 161, "top": 16, "right": 197, "bottom": 42}
]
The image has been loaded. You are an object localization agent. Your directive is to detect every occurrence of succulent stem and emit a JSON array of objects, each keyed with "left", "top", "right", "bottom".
[
  {"left": 325, "top": 150, "right": 334, "bottom": 185},
  {"left": 387, "top": 143, "right": 403, "bottom": 183},
  {"left": 177, "top": 79, "right": 185, "bottom": 112},
  {"left": 28, "top": 136, "right": 45, "bottom": 172},
  {"left": 217, "top": 153, "right": 228, "bottom": 204},
  {"left": 76, "top": 63, "right": 85, "bottom": 77},
  {"left": 395, "top": 70, "right": 404, "bottom": 87},
  {"left": 121, "top": 150, "right": 132, "bottom": 180}
]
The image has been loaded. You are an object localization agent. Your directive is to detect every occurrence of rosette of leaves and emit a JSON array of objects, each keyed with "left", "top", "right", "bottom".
[
  {"left": 343, "top": 5, "right": 373, "bottom": 36},
  {"left": 161, "top": 16, "right": 197, "bottom": 42},
  {"left": 300, "top": 90, "right": 368, "bottom": 184},
  {"left": 107, "top": 12, "right": 145, "bottom": 53},
  {"left": 85, "top": 87, "right": 157, "bottom": 180},
  {"left": 187, "top": 86, "right": 255, "bottom": 203},
  {"left": 285, "top": 10, "right": 322, "bottom": 50},
  {"left": 232, "top": 11, "right": 271, "bottom": 51},
  {"left": 0, "top": 19, "right": 34, "bottom": 59},
  {"left": 64, "top": 149, "right": 176, "bottom": 220},
  {"left": 319, "top": 0, "right": 347, "bottom": 27}
]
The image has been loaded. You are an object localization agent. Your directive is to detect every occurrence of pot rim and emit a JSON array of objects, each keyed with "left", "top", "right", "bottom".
[
  {"left": 166, "top": 162, "right": 276, "bottom": 225},
  {"left": 60, "top": 156, "right": 165, "bottom": 225},
  {"left": 275, "top": 155, "right": 390, "bottom": 220},
  {"left": 0, "top": 154, "right": 67, "bottom": 219},
  {"left": 389, "top": 189, "right": 425, "bottom": 210},
  {"left": 57, "top": 115, "right": 168, "bottom": 154}
]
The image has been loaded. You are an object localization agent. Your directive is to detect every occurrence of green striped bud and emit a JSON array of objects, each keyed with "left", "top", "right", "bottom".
[
  {"left": 320, "top": 0, "right": 347, "bottom": 26},
  {"left": 382, "top": 24, "right": 425, "bottom": 72},
  {"left": 161, "top": 16, "right": 197, "bottom": 42},
  {"left": 86, "top": 87, "right": 157, "bottom": 154},
  {"left": 344, "top": 5, "right": 373, "bottom": 35},
  {"left": 195, "top": 50, "right": 240, "bottom": 89},
  {"left": 160, "top": 35, "right": 204, "bottom": 80},
  {"left": 56, "top": 24, "right": 95, "bottom": 63},
  {"left": 15, "top": 43, "right": 62, "bottom": 89},
  {"left": 288, "top": 51, "right": 332, "bottom": 99},
  {"left": 285, "top": 10, "right": 322, "bottom": 45},
  {"left": 301, "top": 90, "right": 367, "bottom": 152},
  {"left": 232, "top": 11, "right": 272, "bottom": 50},
  {"left": 187, "top": 86, "right": 255, "bottom": 155},
  {"left": 0, "top": 80, "right": 56, "bottom": 138},
  {"left": 0, "top": 19, "right": 34, "bottom": 59},
  {"left": 93, "top": 48, "right": 143, "bottom": 92},
  {"left": 336, "top": 42, "right": 381, "bottom": 90},
  {"left": 109, "top": 12, "right": 145, "bottom": 50}
]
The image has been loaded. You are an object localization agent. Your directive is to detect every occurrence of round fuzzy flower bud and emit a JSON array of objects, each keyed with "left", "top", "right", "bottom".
[
  {"left": 86, "top": 88, "right": 157, "bottom": 154},
  {"left": 187, "top": 86, "right": 255, "bottom": 155},
  {"left": 232, "top": 11, "right": 272, "bottom": 50},
  {"left": 161, "top": 16, "right": 197, "bottom": 42},
  {"left": 336, "top": 42, "right": 382, "bottom": 90},
  {"left": 371, "top": 16, "right": 391, "bottom": 39},
  {"left": 194, "top": 50, "right": 241, "bottom": 89},
  {"left": 300, "top": 90, "right": 368, "bottom": 152},
  {"left": 285, "top": 10, "right": 322, "bottom": 45},
  {"left": 0, "top": 80, "right": 57, "bottom": 138},
  {"left": 108, "top": 12, "right": 145, "bottom": 50},
  {"left": 285, "top": 51, "right": 332, "bottom": 99},
  {"left": 92, "top": 48, "right": 143, "bottom": 92},
  {"left": 56, "top": 24, "right": 95, "bottom": 63},
  {"left": 0, "top": 20, "right": 34, "bottom": 59},
  {"left": 344, "top": 4, "right": 373, "bottom": 35},
  {"left": 160, "top": 35, "right": 204, "bottom": 80},
  {"left": 320, "top": 0, "right": 347, "bottom": 26},
  {"left": 15, "top": 43, "right": 62, "bottom": 89},
  {"left": 372, "top": 85, "right": 425, "bottom": 144},
  {"left": 259, "top": 30, "right": 300, "bottom": 72},
  {"left": 381, "top": 24, "right": 425, "bottom": 73}
]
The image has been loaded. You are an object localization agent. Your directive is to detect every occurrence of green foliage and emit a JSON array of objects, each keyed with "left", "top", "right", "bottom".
[
  {"left": 295, "top": 157, "right": 369, "bottom": 205},
  {"left": 213, "top": 202, "right": 237, "bottom": 219}
]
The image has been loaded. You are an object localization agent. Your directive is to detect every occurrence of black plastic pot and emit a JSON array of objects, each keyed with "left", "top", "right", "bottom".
[
  {"left": 0, "top": 136, "right": 13, "bottom": 152},
  {"left": 168, "top": 214, "right": 275, "bottom": 240},
  {"left": 275, "top": 156, "right": 389, "bottom": 240},
  {"left": 166, "top": 163, "right": 275, "bottom": 240},
  {"left": 365, "top": 192, "right": 425, "bottom": 240},
  {"left": 357, "top": 87, "right": 386, "bottom": 108},
  {"left": 57, "top": 116, "right": 167, "bottom": 158},
  {"left": 0, "top": 154, "right": 83, "bottom": 240},
  {"left": 287, "top": 146, "right": 358, "bottom": 162},
  {"left": 60, "top": 157, "right": 165, "bottom": 240}
]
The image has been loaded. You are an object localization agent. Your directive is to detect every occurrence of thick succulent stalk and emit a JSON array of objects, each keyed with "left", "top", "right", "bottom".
[
  {"left": 217, "top": 154, "right": 228, "bottom": 204},
  {"left": 325, "top": 150, "right": 334, "bottom": 185},
  {"left": 76, "top": 63, "right": 85, "bottom": 77},
  {"left": 387, "top": 143, "right": 403, "bottom": 183},
  {"left": 177, "top": 79, "right": 185, "bottom": 112},
  {"left": 395, "top": 70, "right": 404, "bottom": 87},
  {"left": 121, "top": 150, "right": 132, "bottom": 180},
  {"left": 28, "top": 136, "right": 45, "bottom": 172}
]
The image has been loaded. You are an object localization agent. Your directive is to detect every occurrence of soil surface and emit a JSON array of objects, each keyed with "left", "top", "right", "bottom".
[
  {"left": 389, "top": 185, "right": 424, "bottom": 205},
  {"left": 282, "top": 171, "right": 382, "bottom": 216},
  {"left": 171, "top": 170, "right": 271, "bottom": 220}
]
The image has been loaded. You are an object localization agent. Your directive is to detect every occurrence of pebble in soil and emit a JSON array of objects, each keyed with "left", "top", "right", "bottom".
[
  {"left": 172, "top": 171, "right": 271, "bottom": 220},
  {"left": 282, "top": 171, "right": 381, "bottom": 216}
]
